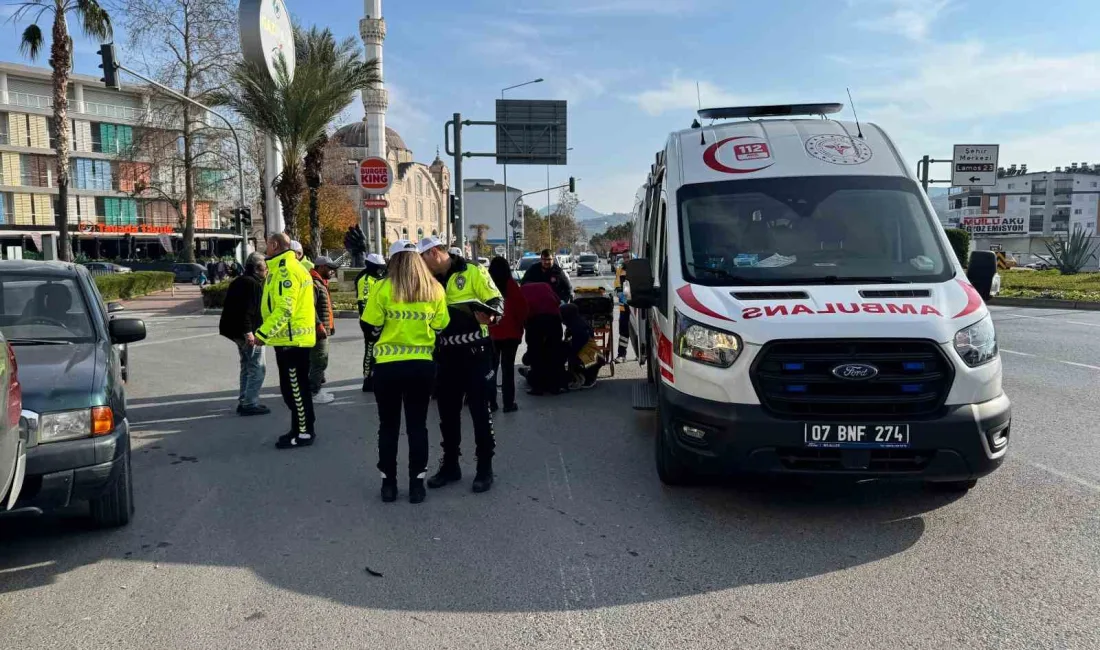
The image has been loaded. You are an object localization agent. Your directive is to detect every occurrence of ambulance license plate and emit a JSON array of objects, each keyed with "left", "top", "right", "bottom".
[{"left": 804, "top": 424, "right": 910, "bottom": 449}]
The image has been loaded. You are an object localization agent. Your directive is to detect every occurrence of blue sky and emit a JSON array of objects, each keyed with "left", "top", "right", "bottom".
[{"left": 2, "top": 0, "right": 1100, "bottom": 215}]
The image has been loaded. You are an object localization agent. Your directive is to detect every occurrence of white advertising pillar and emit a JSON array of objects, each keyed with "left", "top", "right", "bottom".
[
  {"left": 361, "top": 0, "right": 387, "bottom": 253},
  {"left": 264, "top": 135, "right": 284, "bottom": 235}
]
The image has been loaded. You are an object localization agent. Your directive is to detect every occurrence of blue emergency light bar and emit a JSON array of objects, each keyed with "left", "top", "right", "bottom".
[{"left": 698, "top": 103, "right": 844, "bottom": 121}]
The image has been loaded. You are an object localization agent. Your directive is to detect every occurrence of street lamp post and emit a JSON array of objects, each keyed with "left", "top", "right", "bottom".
[{"left": 501, "top": 78, "right": 543, "bottom": 260}]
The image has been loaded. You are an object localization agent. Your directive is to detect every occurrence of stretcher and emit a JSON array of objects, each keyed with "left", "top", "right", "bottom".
[{"left": 572, "top": 287, "right": 616, "bottom": 377}]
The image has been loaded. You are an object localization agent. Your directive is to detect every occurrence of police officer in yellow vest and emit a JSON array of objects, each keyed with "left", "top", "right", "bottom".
[
  {"left": 356, "top": 253, "right": 388, "bottom": 392},
  {"left": 254, "top": 233, "right": 317, "bottom": 450},
  {"left": 362, "top": 240, "right": 450, "bottom": 503},
  {"left": 418, "top": 236, "right": 504, "bottom": 493}
]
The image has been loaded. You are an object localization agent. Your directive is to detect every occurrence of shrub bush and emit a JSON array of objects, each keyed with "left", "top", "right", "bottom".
[
  {"left": 201, "top": 282, "right": 231, "bottom": 308},
  {"left": 944, "top": 228, "right": 971, "bottom": 269},
  {"left": 94, "top": 272, "right": 175, "bottom": 301}
]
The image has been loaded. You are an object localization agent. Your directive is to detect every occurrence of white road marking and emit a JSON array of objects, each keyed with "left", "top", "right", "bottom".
[
  {"left": 128, "top": 386, "right": 374, "bottom": 410},
  {"left": 997, "top": 312, "right": 1100, "bottom": 328},
  {"left": 1026, "top": 461, "right": 1100, "bottom": 493},
  {"left": 134, "top": 412, "right": 228, "bottom": 426},
  {"left": 129, "top": 333, "right": 219, "bottom": 348},
  {"left": 1001, "top": 349, "right": 1100, "bottom": 370}
]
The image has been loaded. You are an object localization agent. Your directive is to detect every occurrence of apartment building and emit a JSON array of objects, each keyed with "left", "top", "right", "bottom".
[
  {"left": 0, "top": 61, "right": 235, "bottom": 259},
  {"left": 946, "top": 163, "right": 1100, "bottom": 265}
]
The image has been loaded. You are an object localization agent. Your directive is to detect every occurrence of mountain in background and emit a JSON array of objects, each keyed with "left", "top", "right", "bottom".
[{"left": 539, "top": 204, "right": 633, "bottom": 235}]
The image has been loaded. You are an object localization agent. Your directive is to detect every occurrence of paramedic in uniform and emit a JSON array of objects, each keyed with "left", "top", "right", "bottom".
[
  {"left": 614, "top": 251, "right": 632, "bottom": 362},
  {"left": 362, "top": 241, "right": 450, "bottom": 503},
  {"left": 418, "top": 236, "right": 504, "bottom": 493},
  {"left": 356, "top": 252, "right": 388, "bottom": 392},
  {"left": 254, "top": 233, "right": 317, "bottom": 449}
]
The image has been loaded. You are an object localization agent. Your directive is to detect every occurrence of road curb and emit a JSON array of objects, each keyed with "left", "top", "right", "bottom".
[
  {"left": 990, "top": 297, "right": 1100, "bottom": 311},
  {"left": 202, "top": 308, "right": 362, "bottom": 319}
]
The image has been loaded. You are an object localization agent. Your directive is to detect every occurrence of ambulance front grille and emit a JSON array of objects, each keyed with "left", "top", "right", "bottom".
[{"left": 750, "top": 339, "right": 954, "bottom": 420}]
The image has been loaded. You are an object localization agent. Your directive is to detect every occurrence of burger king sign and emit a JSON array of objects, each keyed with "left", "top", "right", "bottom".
[{"left": 358, "top": 157, "right": 393, "bottom": 195}]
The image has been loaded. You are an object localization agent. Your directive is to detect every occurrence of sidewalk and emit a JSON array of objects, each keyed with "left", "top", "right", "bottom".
[{"left": 120, "top": 284, "right": 205, "bottom": 316}]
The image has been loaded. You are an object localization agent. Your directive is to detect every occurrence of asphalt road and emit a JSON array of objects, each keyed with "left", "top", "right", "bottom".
[{"left": 1, "top": 289, "right": 1098, "bottom": 649}]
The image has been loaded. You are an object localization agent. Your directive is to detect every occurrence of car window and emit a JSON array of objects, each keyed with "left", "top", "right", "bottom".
[{"left": 0, "top": 275, "right": 97, "bottom": 343}]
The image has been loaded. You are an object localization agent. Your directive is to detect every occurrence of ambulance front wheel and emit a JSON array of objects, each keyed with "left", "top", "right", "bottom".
[{"left": 655, "top": 406, "right": 692, "bottom": 486}]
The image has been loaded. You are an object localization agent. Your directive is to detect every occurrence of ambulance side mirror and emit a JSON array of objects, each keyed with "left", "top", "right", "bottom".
[
  {"left": 624, "top": 258, "right": 657, "bottom": 309},
  {"left": 966, "top": 251, "right": 997, "bottom": 301}
]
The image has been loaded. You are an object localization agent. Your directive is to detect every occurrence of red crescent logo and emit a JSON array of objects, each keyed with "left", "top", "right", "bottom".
[{"left": 703, "top": 136, "right": 774, "bottom": 174}]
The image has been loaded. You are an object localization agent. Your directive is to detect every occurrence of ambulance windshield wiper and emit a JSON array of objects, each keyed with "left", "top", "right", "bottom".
[
  {"left": 686, "top": 264, "right": 759, "bottom": 284},
  {"left": 798, "top": 275, "right": 910, "bottom": 285}
]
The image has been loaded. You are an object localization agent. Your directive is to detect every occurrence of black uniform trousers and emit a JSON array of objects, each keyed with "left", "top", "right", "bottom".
[
  {"left": 374, "top": 360, "right": 436, "bottom": 479},
  {"left": 360, "top": 320, "right": 376, "bottom": 379},
  {"left": 436, "top": 343, "right": 495, "bottom": 462},
  {"left": 274, "top": 346, "right": 315, "bottom": 436},
  {"left": 525, "top": 313, "right": 567, "bottom": 393},
  {"left": 617, "top": 309, "right": 630, "bottom": 358}
]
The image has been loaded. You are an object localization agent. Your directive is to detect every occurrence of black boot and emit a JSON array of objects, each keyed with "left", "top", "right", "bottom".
[
  {"left": 427, "top": 458, "right": 462, "bottom": 489},
  {"left": 381, "top": 477, "right": 397, "bottom": 502},
  {"left": 409, "top": 478, "right": 426, "bottom": 504},
  {"left": 472, "top": 458, "right": 494, "bottom": 493}
]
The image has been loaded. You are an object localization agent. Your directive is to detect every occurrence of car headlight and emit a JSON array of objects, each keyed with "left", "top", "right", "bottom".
[
  {"left": 954, "top": 316, "right": 998, "bottom": 367},
  {"left": 37, "top": 407, "right": 114, "bottom": 444},
  {"left": 674, "top": 310, "right": 742, "bottom": 368}
]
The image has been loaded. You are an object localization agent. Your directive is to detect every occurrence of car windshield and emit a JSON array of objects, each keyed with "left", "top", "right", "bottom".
[
  {"left": 579, "top": 255, "right": 598, "bottom": 263},
  {"left": 518, "top": 257, "right": 540, "bottom": 271},
  {"left": 0, "top": 275, "right": 96, "bottom": 343},
  {"left": 679, "top": 176, "right": 953, "bottom": 286}
]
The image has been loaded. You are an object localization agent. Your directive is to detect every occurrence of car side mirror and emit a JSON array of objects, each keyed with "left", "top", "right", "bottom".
[
  {"left": 109, "top": 318, "right": 147, "bottom": 345},
  {"left": 107, "top": 301, "right": 125, "bottom": 314},
  {"left": 624, "top": 258, "right": 658, "bottom": 309},
  {"left": 966, "top": 251, "right": 997, "bottom": 301}
]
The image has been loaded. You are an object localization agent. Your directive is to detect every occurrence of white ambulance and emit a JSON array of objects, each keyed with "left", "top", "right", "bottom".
[{"left": 623, "top": 103, "right": 1009, "bottom": 492}]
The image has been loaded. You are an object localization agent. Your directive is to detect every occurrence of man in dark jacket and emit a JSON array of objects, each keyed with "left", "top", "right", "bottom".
[
  {"left": 521, "top": 249, "right": 573, "bottom": 303},
  {"left": 309, "top": 256, "right": 339, "bottom": 404},
  {"left": 219, "top": 252, "right": 269, "bottom": 416}
]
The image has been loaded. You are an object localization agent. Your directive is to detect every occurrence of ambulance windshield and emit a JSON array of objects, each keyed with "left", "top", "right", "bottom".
[{"left": 678, "top": 175, "right": 954, "bottom": 286}]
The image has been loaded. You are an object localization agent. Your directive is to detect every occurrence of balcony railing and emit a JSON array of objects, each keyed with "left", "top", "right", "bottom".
[
  {"left": 9, "top": 91, "right": 52, "bottom": 110},
  {"left": 4, "top": 93, "right": 147, "bottom": 122},
  {"left": 1031, "top": 184, "right": 1047, "bottom": 194},
  {"left": 83, "top": 101, "right": 148, "bottom": 122},
  {"left": 1031, "top": 196, "right": 1048, "bottom": 206},
  {"left": 948, "top": 207, "right": 983, "bottom": 217}
]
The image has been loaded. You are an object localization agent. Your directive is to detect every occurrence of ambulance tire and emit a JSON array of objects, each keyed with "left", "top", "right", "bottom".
[{"left": 655, "top": 405, "right": 692, "bottom": 486}]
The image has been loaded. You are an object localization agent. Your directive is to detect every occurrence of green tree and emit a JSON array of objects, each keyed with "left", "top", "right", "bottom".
[
  {"left": 12, "top": 0, "right": 113, "bottom": 262},
  {"left": 1045, "top": 225, "right": 1100, "bottom": 275},
  {"left": 213, "top": 26, "right": 379, "bottom": 238},
  {"left": 303, "top": 131, "right": 328, "bottom": 253}
]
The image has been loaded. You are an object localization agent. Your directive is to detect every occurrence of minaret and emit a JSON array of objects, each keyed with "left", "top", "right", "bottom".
[{"left": 361, "top": 0, "right": 387, "bottom": 251}]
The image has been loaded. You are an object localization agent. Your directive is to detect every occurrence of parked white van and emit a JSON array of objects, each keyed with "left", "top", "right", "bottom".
[{"left": 623, "top": 103, "right": 1009, "bottom": 492}]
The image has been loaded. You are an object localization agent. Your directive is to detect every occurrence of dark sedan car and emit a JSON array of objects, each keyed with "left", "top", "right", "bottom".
[
  {"left": 0, "top": 261, "right": 146, "bottom": 527},
  {"left": 576, "top": 254, "right": 600, "bottom": 276},
  {"left": 172, "top": 262, "right": 207, "bottom": 283}
]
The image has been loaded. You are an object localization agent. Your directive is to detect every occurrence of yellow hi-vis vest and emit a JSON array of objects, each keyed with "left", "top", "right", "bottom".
[
  {"left": 256, "top": 250, "right": 317, "bottom": 348},
  {"left": 357, "top": 274, "right": 380, "bottom": 315},
  {"left": 362, "top": 279, "right": 450, "bottom": 364}
]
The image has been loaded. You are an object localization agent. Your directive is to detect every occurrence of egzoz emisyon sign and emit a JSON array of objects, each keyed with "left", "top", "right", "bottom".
[{"left": 961, "top": 215, "right": 1026, "bottom": 236}]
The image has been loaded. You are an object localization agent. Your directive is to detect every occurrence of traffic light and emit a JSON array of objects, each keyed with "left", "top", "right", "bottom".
[
  {"left": 449, "top": 193, "right": 459, "bottom": 223},
  {"left": 237, "top": 207, "right": 252, "bottom": 228},
  {"left": 568, "top": 177, "right": 576, "bottom": 193},
  {"left": 98, "top": 43, "right": 120, "bottom": 90}
]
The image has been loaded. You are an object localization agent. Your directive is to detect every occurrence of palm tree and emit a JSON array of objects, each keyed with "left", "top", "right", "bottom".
[
  {"left": 303, "top": 132, "right": 327, "bottom": 253},
  {"left": 12, "top": 0, "right": 112, "bottom": 262},
  {"left": 213, "top": 26, "right": 378, "bottom": 240}
]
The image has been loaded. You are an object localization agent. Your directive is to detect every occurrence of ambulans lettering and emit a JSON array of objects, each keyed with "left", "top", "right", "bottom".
[{"left": 741, "top": 303, "right": 943, "bottom": 319}]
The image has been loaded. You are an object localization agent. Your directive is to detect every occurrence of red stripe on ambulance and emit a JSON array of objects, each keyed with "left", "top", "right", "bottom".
[{"left": 741, "top": 303, "right": 943, "bottom": 319}]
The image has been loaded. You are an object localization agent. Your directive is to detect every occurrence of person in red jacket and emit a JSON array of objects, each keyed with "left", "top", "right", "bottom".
[
  {"left": 519, "top": 280, "right": 568, "bottom": 395},
  {"left": 487, "top": 257, "right": 529, "bottom": 413}
]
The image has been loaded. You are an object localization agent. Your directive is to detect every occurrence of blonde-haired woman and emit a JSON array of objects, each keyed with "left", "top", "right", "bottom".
[{"left": 362, "top": 240, "right": 450, "bottom": 503}]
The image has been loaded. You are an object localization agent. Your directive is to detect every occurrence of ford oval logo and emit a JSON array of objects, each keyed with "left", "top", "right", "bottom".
[{"left": 831, "top": 363, "right": 879, "bottom": 381}]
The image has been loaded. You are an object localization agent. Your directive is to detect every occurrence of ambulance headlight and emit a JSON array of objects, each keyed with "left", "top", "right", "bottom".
[
  {"left": 954, "top": 316, "right": 998, "bottom": 367},
  {"left": 674, "top": 310, "right": 741, "bottom": 368}
]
